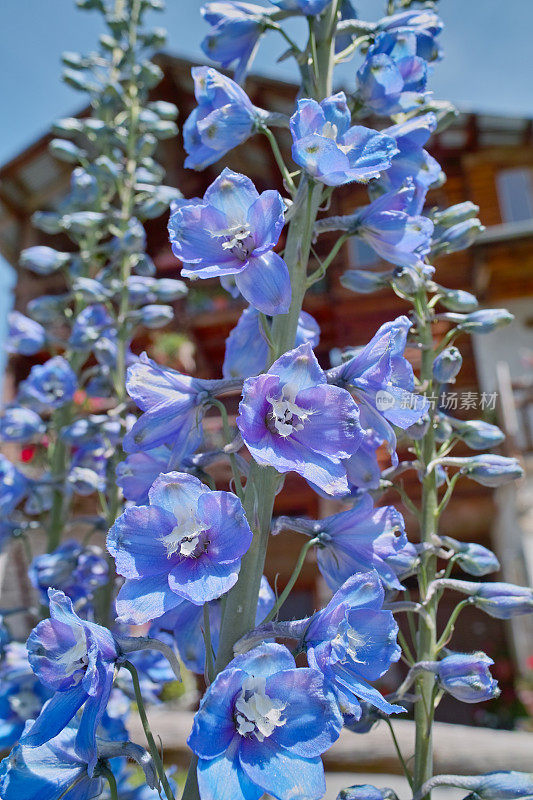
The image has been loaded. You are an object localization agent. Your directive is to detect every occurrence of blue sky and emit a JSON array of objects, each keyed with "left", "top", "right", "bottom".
[{"left": 0, "top": 0, "right": 532, "bottom": 166}]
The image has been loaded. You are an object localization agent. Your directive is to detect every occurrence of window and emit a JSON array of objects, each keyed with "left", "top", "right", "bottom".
[{"left": 496, "top": 167, "right": 533, "bottom": 223}]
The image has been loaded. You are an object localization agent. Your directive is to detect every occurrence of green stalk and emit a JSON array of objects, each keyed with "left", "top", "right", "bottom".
[
  {"left": 261, "top": 537, "right": 318, "bottom": 625},
  {"left": 181, "top": 13, "right": 340, "bottom": 800},
  {"left": 413, "top": 290, "right": 439, "bottom": 798},
  {"left": 122, "top": 660, "right": 175, "bottom": 800}
]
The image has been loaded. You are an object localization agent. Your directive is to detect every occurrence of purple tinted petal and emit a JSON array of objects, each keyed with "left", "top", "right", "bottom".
[
  {"left": 197, "top": 491, "right": 252, "bottom": 561},
  {"left": 266, "top": 668, "right": 342, "bottom": 757},
  {"left": 234, "top": 252, "right": 291, "bottom": 315},
  {"left": 198, "top": 741, "right": 262, "bottom": 800},
  {"left": 247, "top": 191, "right": 285, "bottom": 254},
  {"left": 268, "top": 342, "right": 325, "bottom": 392},
  {"left": 107, "top": 506, "right": 174, "bottom": 578},
  {"left": 239, "top": 737, "right": 325, "bottom": 800},
  {"left": 115, "top": 574, "right": 183, "bottom": 625},
  {"left": 204, "top": 168, "right": 258, "bottom": 224},
  {"left": 188, "top": 671, "right": 243, "bottom": 758}
]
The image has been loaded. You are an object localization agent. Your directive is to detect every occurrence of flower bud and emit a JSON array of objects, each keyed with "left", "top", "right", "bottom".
[
  {"left": 49, "top": 139, "right": 86, "bottom": 164},
  {"left": 27, "top": 295, "right": 70, "bottom": 324},
  {"left": 434, "top": 415, "right": 453, "bottom": 442},
  {"left": 438, "top": 288, "right": 479, "bottom": 312},
  {"left": 31, "top": 211, "right": 63, "bottom": 234},
  {"left": 136, "top": 304, "right": 174, "bottom": 329},
  {"left": 153, "top": 278, "right": 187, "bottom": 303},
  {"left": 433, "top": 347, "right": 462, "bottom": 383},
  {"left": 148, "top": 100, "right": 178, "bottom": 120},
  {"left": 341, "top": 270, "right": 392, "bottom": 294},
  {"left": 431, "top": 202, "right": 480, "bottom": 228},
  {"left": 51, "top": 118, "right": 83, "bottom": 137},
  {"left": 406, "top": 414, "right": 430, "bottom": 440},
  {"left": 441, "top": 536, "right": 500, "bottom": 577},
  {"left": 452, "top": 420, "right": 505, "bottom": 450},
  {"left": 392, "top": 266, "right": 424, "bottom": 295},
  {"left": 337, "top": 786, "right": 398, "bottom": 800},
  {"left": 432, "top": 218, "right": 485, "bottom": 257},
  {"left": 460, "top": 454, "right": 522, "bottom": 486},
  {"left": 459, "top": 309, "right": 514, "bottom": 333},
  {"left": 20, "top": 246, "right": 71, "bottom": 275},
  {"left": 0, "top": 407, "right": 45, "bottom": 442},
  {"left": 470, "top": 772, "right": 533, "bottom": 799},
  {"left": 434, "top": 652, "right": 499, "bottom": 703},
  {"left": 62, "top": 211, "right": 106, "bottom": 235},
  {"left": 474, "top": 582, "right": 533, "bottom": 619}
]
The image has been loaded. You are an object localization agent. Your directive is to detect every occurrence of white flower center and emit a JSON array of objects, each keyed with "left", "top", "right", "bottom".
[
  {"left": 161, "top": 518, "right": 208, "bottom": 559},
  {"left": 267, "top": 383, "right": 314, "bottom": 438},
  {"left": 337, "top": 626, "right": 368, "bottom": 665},
  {"left": 57, "top": 625, "right": 89, "bottom": 678},
  {"left": 212, "top": 224, "right": 255, "bottom": 261},
  {"left": 235, "top": 676, "right": 286, "bottom": 742},
  {"left": 321, "top": 120, "right": 353, "bottom": 155}
]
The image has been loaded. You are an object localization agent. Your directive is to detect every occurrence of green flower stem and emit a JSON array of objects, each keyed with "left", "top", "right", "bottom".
[
  {"left": 99, "top": 764, "right": 118, "bottom": 800},
  {"left": 412, "top": 290, "right": 439, "bottom": 800},
  {"left": 385, "top": 717, "right": 414, "bottom": 789},
  {"left": 203, "top": 603, "right": 215, "bottom": 684},
  {"left": 261, "top": 126, "right": 297, "bottom": 195},
  {"left": 435, "top": 599, "right": 471, "bottom": 652},
  {"left": 121, "top": 660, "right": 175, "bottom": 800},
  {"left": 181, "top": 13, "right": 341, "bottom": 800},
  {"left": 261, "top": 537, "right": 319, "bottom": 625},
  {"left": 209, "top": 397, "right": 245, "bottom": 502},
  {"left": 306, "top": 233, "right": 349, "bottom": 287}
]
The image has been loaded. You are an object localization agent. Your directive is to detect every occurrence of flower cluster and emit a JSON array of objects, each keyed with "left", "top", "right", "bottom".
[{"left": 1, "top": 2, "right": 530, "bottom": 800}]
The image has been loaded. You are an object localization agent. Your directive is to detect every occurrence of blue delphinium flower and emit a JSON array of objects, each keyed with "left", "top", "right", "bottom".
[
  {"left": 377, "top": 10, "right": 443, "bottom": 62},
  {"left": 0, "top": 407, "right": 44, "bottom": 442},
  {"left": 223, "top": 306, "right": 320, "bottom": 379},
  {"left": 0, "top": 643, "right": 51, "bottom": 749},
  {"left": 69, "top": 304, "right": 113, "bottom": 351},
  {"left": 201, "top": 2, "right": 268, "bottom": 82},
  {"left": 375, "top": 113, "right": 442, "bottom": 214},
  {"left": 152, "top": 576, "right": 275, "bottom": 674},
  {"left": 169, "top": 168, "right": 290, "bottom": 315},
  {"left": 19, "top": 356, "right": 77, "bottom": 410},
  {"left": 0, "top": 721, "right": 104, "bottom": 800},
  {"left": 29, "top": 540, "right": 109, "bottom": 606},
  {"left": 356, "top": 31, "right": 431, "bottom": 116},
  {"left": 123, "top": 352, "right": 229, "bottom": 460},
  {"left": 237, "top": 342, "right": 363, "bottom": 496},
  {"left": 108, "top": 471, "right": 253, "bottom": 621},
  {"left": 275, "top": 493, "right": 407, "bottom": 591},
  {"left": 290, "top": 93, "right": 398, "bottom": 186},
  {"left": 303, "top": 572, "right": 403, "bottom": 718},
  {"left": 344, "top": 430, "right": 384, "bottom": 491},
  {"left": 68, "top": 439, "right": 108, "bottom": 497},
  {"left": 188, "top": 642, "right": 343, "bottom": 800},
  {"left": 271, "top": 0, "right": 333, "bottom": 14},
  {"left": 22, "top": 590, "right": 119, "bottom": 772},
  {"left": 354, "top": 183, "right": 434, "bottom": 272},
  {"left": 183, "top": 67, "right": 268, "bottom": 169},
  {"left": 0, "top": 454, "right": 28, "bottom": 514},
  {"left": 7, "top": 311, "right": 46, "bottom": 356},
  {"left": 328, "top": 315, "right": 429, "bottom": 462},
  {"left": 432, "top": 652, "right": 499, "bottom": 704}
]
